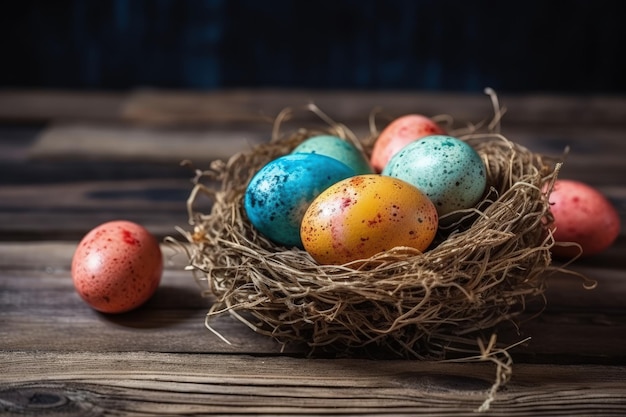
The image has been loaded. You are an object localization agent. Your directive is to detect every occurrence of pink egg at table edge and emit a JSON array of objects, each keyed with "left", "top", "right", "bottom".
[
  {"left": 370, "top": 114, "right": 445, "bottom": 172},
  {"left": 71, "top": 220, "right": 163, "bottom": 313},
  {"left": 546, "top": 179, "right": 621, "bottom": 259}
]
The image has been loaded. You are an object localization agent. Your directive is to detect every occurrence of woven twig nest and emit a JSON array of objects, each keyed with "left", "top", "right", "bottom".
[{"left": 175, "top": 96, "right": 562, "bottom": 361}]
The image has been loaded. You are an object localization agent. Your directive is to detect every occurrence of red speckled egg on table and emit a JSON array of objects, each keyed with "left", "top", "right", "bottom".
[
  {"left": 71, "top": 220, "right": 163, "bottom": 313},
  {"left": 547, "top": 179, "right": 621, "bottom": 258}
]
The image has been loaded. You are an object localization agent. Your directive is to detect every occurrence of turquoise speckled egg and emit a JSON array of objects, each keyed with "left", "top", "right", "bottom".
[
  {"left": 291, "top": 135, "right": 374, "bottom": 175},
  {"left": 244, "top": 153, "right": 356, "bottom": 248},
  {"left": 382, "top": 135, "right": 487, "bottom": 217}
]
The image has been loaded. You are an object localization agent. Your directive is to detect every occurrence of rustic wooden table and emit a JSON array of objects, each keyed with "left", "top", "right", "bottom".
[{"left": 0, "top": 90, "right": 624, "bottom": 416}]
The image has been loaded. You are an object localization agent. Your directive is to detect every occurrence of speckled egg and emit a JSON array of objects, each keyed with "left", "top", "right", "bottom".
[
  {"left": 71, "top": 220, "right": 163, "bottom": 314},
  {"left": 292, "top": 134, "right": 374, "bottom": 175},
  {"left": 244, "top": 153, "right": 356, "bottom": 248},
  {"left": 547, "top": 179, "right": 621, "bottom": 258},
  {"left": 300, "top": 175, "right": 438, "bottom": 265},
  {"left": 370, "top": 114, "right": 445, "bottom": 172},
  {"left": 382, "top": 135, "right": 487, "bottom": 217}
]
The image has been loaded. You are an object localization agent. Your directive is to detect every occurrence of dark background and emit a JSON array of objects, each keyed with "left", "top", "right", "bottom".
[{"left": 1, "top": 0, "right": 625, "bottom": 94}]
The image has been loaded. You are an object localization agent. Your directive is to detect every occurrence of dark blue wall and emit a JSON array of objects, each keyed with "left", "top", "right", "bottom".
[{"left": 2, "top": 0, "right": 625, "bottom": 93}]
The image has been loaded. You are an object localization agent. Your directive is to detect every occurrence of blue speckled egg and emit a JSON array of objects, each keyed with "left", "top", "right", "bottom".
[
  {"left": 381, "top": 135, "right": 487, "bottom": 217},
  {"left": 244, "top": 153, "right": 356, "bottom": 248},
  {"left": 291, "top": 135, "right": 374, "bottom": 175}
]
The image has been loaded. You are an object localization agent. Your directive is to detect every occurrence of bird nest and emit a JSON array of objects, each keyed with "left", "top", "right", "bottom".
[{"left": 173, "top": 93, "right": 564, "bottom": 362}]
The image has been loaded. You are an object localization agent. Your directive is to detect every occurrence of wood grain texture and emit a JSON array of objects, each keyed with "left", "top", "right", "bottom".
[
  {"left": 1, "top": 90, "right": 625, "bottom": 416},
  {"left": 3, "top": 89, "right": 626, "bottom": 127},
  {"left": 122, "top": 89, "right": 626, "bottom": 128},
  {"left": 0, "top": 242, "right": 295, "bottom": 355},
  {"left": 0, "top": 90, "right": 125, "bottom": 123},
  {"left": 2, "top": 123, "right": 625, "bottom": 242},
  {"left": 28, "top": 123, "right": 267, "bottom": 164},
  {"left": 0, "top": 179, "right": 195, "bottom": 240},
  {"left": 1, "top": 242, "right": 624, "bottom": 362},
  {"left": 1, "top": 352, "right": 625, "bottom": 417}
]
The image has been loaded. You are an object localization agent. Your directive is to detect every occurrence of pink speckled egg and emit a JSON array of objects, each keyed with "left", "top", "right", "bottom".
[
  {"left": 71, "top": 220, "right": 163, "bottom": 313},
  {"left": 370, "top": 114, "right": 445, "bottom": 172},
  {"left": 547, "top": 179, "right": 621, "bottom": 258}
]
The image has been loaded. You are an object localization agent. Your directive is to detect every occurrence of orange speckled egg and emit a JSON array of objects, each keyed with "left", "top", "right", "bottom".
[
  {"left": 370, "top": 114, "right": 445, "bottom": 172},
  {"left": 300, "top": 175, "right": 438, "bottom": 265},
  {"left": 547, "top": 179, "right": 621, "bottom": 258},
  {"left": 71, "top": 220, "right": 163, "bottom": 313}
]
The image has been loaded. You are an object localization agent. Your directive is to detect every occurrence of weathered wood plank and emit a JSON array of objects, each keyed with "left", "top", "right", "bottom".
[
  {"left": 21, "top": 121, "right": 626, "bottom": 173},
  {"left": 1, "top": 242, "right": 624, "bottom": 362},
  {"left": 2, "top": 117, "right": 624, "bottom": 242},
  {"left": 0, "top": 243, "right": 294, "bottom": 355},
  {"left": 0, "top": 124, "right": 198, "bottom": 185},
  {"left": 1, "top": 242, "right": 620, "bottom": 311},
  {"left": 1, "top": 90, "right": 625, "bottom": 416},
  {"left": 1, "top": 352, "right": 625, "bottom": 416},
  {"left": 28, "top": 123, "right": 268, "bottom": 164},
  {"left": 3, "top": 89, "right": 626, "bottom": 128},
  {"left": 0, "top": 179, "right": 201, "bottom": 240},
  {"left": 0, "top": 90, "right": 125, "bottom": 123},
  {"left": 1, "top": 176, "right": 622, "bottom": 249},
  {"left": 122, "top": 89, "right": 626, "bottom": 128}
]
